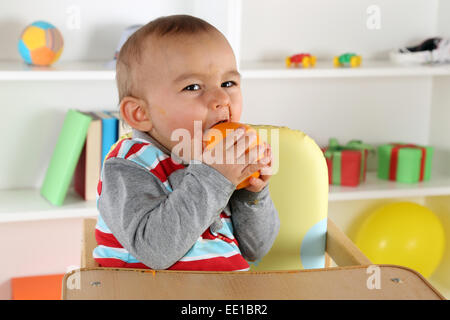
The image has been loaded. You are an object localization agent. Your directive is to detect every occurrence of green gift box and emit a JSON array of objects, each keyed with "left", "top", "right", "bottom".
[{"left": 377, "top": 143, "right": 433, "bottom": 184}]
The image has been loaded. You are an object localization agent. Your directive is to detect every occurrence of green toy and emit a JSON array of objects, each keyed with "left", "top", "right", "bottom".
[{"left": 333, "top": 52, "right": 362, "bottom": 68}]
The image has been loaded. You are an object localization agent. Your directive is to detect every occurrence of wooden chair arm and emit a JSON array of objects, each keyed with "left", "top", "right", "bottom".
[
  {"left": 62, "top": 266, "right": 445, "bottom": 300},
  {"left": 81, "top": 218, "right": 99, "bottom": 268},
  {"left": 326, "top": 217, "right": 371, "bottom": 266}
]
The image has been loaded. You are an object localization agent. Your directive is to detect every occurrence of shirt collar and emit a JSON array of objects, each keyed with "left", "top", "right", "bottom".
[{"left": 132, "top": 129, "right": 186, "bottom": 165}]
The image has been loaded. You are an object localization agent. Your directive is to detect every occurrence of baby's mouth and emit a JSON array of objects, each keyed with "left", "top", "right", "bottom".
[
  {"left": 214, "top": 119, "right": 228, "bottom": 126},
  {"left": 206, "top": 118, "right": 229, "bottom": 132}
]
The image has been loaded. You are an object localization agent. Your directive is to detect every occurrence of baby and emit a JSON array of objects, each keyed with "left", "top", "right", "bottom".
[{"left": 93, "top": 15, "right": 280, "bottom": 271}]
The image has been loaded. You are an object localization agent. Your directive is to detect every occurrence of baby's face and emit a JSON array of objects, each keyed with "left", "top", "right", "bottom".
[{"left": 139, "top": 31, "right": 242, "bottom": 151}]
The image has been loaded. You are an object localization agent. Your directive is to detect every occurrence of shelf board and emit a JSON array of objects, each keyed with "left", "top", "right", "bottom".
[
  {"left": 0, "top": 60, "right": 115, "bottom": 81},
  {"left": 1, "top": 60, "right": 450, "bottom": 81},
  {"left": 240, "top": 60, "right": 450, "bottom": 79},
  {"left": 0, "top": 188, "right": 97, "bottom": 223},
  {"left": 2, "top": 171, "right": 450, "bottom": 222},
  {"left": 329, "top": 171, "right": 450, "bottom": 202}
]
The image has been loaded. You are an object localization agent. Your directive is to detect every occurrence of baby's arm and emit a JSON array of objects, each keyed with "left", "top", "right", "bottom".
[
  {"left": 229, "top": 186, "right": 280, "bottom": 261},
  {"left": 98, "top": 157, "right": 235, "bottom": 269}
]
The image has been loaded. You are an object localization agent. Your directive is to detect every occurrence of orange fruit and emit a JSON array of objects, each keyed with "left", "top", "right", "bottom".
[{"left": 204, "top": 122, "right": 263, "bottom": 189}]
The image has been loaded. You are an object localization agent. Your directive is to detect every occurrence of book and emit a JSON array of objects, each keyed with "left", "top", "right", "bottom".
[
  {"left": 109, "top": 111, "right": 131, "bottom": 139},
  {"left": 40, "top": 109, "right": 92, "bottom": 206},
  {"left": 95, "top": 111, "right": 118, "bottom": 166},
  {"left": 74, "top": 112, "right": 102, "bottom": 200}
]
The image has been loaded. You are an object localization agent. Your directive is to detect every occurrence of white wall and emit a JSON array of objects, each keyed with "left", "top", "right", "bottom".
[
  {"left": 240, "top": 0, "right": 440, "bottom": 170},
  {"left": 0, "top": 0, "right": 240, "bottom": 62},
  {"left": 241, "top": 77, "right": 432, "bottom": 148},
  {"left": 241, "top": 0, "right": 439, "bottom": 62},
  {"left": 1, "top": 80, "right": 118, "bottom": 189},
  {"left": 437, "top": 0, "right": 450, "bottom": 37},
  {"left": 0, "top": 0, "right": 191, "bottom": 61},
  {"left": 0, "top": 218, "right": 83, "bottom": 300}
]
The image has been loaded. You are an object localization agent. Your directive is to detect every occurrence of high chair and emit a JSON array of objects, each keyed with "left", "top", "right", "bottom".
[{"left": 62, "top": 126, "right": 444, "bottom": 300}]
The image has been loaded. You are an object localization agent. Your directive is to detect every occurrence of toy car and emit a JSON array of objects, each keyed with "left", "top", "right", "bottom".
[
  {"left": 333, "top": 53, "right": 362, "bottom": 68},
  {"left": 285, "top": 53, "right": 316, "bottom": 68}
]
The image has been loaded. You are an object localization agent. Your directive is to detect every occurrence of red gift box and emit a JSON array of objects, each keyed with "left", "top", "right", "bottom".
[{"left": 322, "top": 139, "right": 371, "bottom": 187}]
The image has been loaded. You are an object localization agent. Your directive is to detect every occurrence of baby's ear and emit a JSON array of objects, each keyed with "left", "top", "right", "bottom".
[{"left": 120, "top": 96, "right": 152, "bottom": 132}]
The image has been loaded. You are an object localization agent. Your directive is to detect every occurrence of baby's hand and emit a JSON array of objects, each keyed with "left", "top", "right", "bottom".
[
  {"left": 243, "top": 142, "right": 273, "bottom": 193},
  {"left": 202, "top": 127, "right": 267, "bottom": 188}
]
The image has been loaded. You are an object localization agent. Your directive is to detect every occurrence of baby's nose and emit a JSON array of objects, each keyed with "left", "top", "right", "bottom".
[{"left": 208, "top": 88, "right": 231, "bottom": 110}]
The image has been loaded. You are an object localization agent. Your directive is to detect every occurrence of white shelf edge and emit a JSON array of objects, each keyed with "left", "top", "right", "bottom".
[
  {"left": 240, "top": 60, "right": 450, "bottom": 79},
  {"left": 328, "top": 172, "right": 450, "bottom": 202},
  {"left": 0, "top": 60, "right": 115, "bottom": 81},
  {"left": 0, "top": 188, "right": 98, "bottom": 223},
  {"left": 1, "top": 60, "right": 450, "bottom": 81},
  {"left": 2, "top": 170, "right": 450, "bottom": 222},
  {"left": 0, "top": 71, "right": 115, "bottom": 81},
  {"left": 0, "top": 209, "right": 98, "bottom": 223}
]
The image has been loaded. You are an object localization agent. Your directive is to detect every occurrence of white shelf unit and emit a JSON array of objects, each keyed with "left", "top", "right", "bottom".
[
  {"left": 0, "top": 60, "right": 115, "bottom": 81},
  {"left": 0, "top": 189, "right": 97, "bottom": 223},
  {"left": 329, "top": 172, "right": 450, "bottom": 202},
  {"left": 3, "top": 59, "right": 450, "bottom": 82},
  {"left": 0, "top": 0, "right": 449, "bottom": 299},
  {"left": 2, "top": 169, "right": 450, "bottom": 223},
  {"left": 238, "top": 0, "right": 450, "bottom": 299},
  {"left": 241, "top": 60, "right": 450, "bottom": 79}
]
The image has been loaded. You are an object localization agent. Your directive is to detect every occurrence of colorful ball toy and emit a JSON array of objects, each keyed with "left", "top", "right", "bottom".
[
  {"left": 355, "top": 202, "right": 445, "bottom": 278},
  {"left": 18, "top": 21, "right": 64, "bottom": 66}
]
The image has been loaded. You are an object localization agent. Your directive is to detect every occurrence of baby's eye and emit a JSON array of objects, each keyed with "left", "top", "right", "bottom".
[
  {"left": 221, "top": 81, "right": 237, "bottom": 88},
  {"left": 183, "top": 84, "right": 201, "bottom": 91}
]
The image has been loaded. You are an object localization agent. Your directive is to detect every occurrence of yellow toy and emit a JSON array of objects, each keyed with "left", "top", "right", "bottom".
[{"left": 355, "top": 202, "right": 445, "bottom": 278}]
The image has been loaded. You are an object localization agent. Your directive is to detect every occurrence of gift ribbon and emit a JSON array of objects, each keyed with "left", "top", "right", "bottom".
[
  {"left": 344, "top": 140, "right": 374, "bottom": 182},
  {"left": 324, "top": 139, "right": 373, "bottom": 184},
  {"left": 388, "top": 143, "right": 426, "bottom": 181},
  {"left": 324, "top": 139, "right": 342, "bottom": 185}
]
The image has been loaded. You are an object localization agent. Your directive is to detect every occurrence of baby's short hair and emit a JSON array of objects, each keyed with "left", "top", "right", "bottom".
[{"left": 116, "top": 15, "right": 217, "bottom": 102}]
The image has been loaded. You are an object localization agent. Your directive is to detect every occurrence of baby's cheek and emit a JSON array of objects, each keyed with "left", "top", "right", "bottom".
[
  {"left": 231, "top": 106, "right": 242, "bottom": 122},
  {"left": 167, "top": 119, "right": 195, "bottom": 139},
  {"left": 230, "top": 92, "right": 243, "bottom": 121}
]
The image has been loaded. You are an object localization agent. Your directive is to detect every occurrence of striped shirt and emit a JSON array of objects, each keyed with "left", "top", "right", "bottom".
[{"left": 93, "top": 136, "right": 250, "bottom": 271}]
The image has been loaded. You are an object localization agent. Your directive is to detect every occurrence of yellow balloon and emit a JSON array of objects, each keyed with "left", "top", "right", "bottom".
[{"left": 355, "top": 202, "right": 445, "bottom": 278}]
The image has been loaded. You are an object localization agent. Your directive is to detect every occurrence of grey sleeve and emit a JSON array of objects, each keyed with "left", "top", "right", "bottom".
[
  {"left": 229, "top": 186, "right": 280, "bottom": 261},
  {"left": 98, "top": 158, "right": 236, "bottom": 269}
]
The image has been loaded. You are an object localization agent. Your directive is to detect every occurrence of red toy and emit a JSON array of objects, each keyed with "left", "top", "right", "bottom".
[{"left": 285, "top": 53, "right": 316, "bottom": 68}]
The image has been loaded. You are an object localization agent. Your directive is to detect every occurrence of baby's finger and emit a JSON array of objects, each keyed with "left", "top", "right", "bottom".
[
  {"left": 248, "top": 176, "right": 265, "bottom": 189},
  {"left": 257, "top": 147, "right": 271, "bottom": 165},
  {"left": 260, "top": 165, "right": 272, "bottom": 177},
  {"left": 238, "top": 131, "right": 257, "bottom": 157},
  {"left": 224, "top": 127, "right": 247, "bottom": 150},
  {"left": 240, "top": 162, "right": 265, "bottom": 179},
  {"left": 236, "top": 143, "right": 264, "bottom": 166}
]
